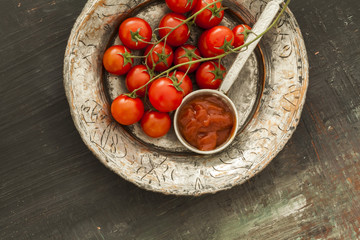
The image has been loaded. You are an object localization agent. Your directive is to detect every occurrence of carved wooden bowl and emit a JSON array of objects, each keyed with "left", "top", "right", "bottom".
[{"left": 63, "top": 0, "right": 308, "bottom": 195}]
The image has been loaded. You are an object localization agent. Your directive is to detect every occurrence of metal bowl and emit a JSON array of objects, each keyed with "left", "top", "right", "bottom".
[{"left": 63, "top": 0, "right": 308, "bottom": 195}]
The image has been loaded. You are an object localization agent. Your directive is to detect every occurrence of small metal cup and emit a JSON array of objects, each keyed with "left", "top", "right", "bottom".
[{"left": 173, "top": 89, "right": 239, "bottom": 154}]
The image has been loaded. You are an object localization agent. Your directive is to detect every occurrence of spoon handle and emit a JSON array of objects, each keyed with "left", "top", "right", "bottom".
[{"left": 219, "top": 0, "right": 284, "bottom": 94}]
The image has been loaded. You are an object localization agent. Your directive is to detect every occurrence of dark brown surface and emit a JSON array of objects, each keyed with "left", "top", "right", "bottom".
[{"left": 1, "top": 0, "right": 360, "bottom": 239}]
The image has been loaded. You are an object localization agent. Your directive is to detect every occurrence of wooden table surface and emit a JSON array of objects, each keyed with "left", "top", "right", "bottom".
[{"left": 1, "top": 0, "right": 360, "bottom": 239}]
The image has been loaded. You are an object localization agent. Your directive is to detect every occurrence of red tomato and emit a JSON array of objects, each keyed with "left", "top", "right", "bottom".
[
  {"left": 125, "top": 65, "right": 151, "bottom": 97},
  {"left": 141, "top": 111, "right": 171, "bottom": 138},
  {"left": 205, "top": 26, "right": 234, "bottom": 56},
  {"left": 159, "top": 13, "right": 190, "bottom": 47},
  {"left": 145, "top": 42, "right": 174, "bottom": 72},
  {"left": 119, "top": 17, "right": 152, "bottom": 50},
  {"left": 148, "top": 77, "right": 183, "bottom": 112},
  {"left": 196, "top": 61, "right": 226, "bottom": 89},
  {"left": 192, "top": 0, "right": 224, "bottom": 29},
  {"left": 198, "top": 30, "right": 217, "bottom": 57},
  {"left": 174, "top": 44, "right": 201, "bottom": 73},
  {"left": 169, "top": 71, "right": 193, "bottom": 96},
  {"left": 232, "top": 24, "right": 252, "bottom": 48},
  {"left": 103, "top": 45, "right": 133, "bottom": 75},
  {"left": 165, "top": 0, "right": 198, "bottom": 13},
  {"left": 111, "top": 95, "right": 144, "bottom": 125}
]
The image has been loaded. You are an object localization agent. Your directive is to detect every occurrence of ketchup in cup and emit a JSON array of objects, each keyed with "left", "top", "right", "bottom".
[
  {"left": 174, "top": 89, "right": 239, "bottom": 154},
  {"left": 177, "top": 95, "right": 235, "bottom": 151}
]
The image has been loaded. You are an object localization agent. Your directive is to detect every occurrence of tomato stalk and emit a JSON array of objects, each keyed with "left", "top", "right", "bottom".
[
  {"left": 185, "top": 0, "right": 195, "bottom": 8},
  {"left": 116, "top": 48, "right": 133, "bottom": 66},
  {"left": 125, "top": 91, "right": 138, "bottom": 99},
  {"left": 242, "top": 26, "right": 253, "bottom": 39},
  {"left": 178, "top": 46, "right": 200, "bottom": 62},
  {"left": 150, "top": 0, "right": 223, "bottom": 47},
  {"left": 143, "top": 0, "right": 224, "bottom": 71},
  {"left": 208, "top": 4, "right": 227, "bottom": 21},
  {"left": 129, "top": 55, "right": 146, "bottom": 59},
  {"left": 131, "top": 0, "right": 291, "bottom": 95},
  {"left": 217, "top": 37, "right": 234, "bottom": 53},
  {"left": 210, "top": 61, "right": 226, "bottom": 81},
  {"left": 180, "top": 63, "right": 191, "bottom": 84},
  {"left": 169, "top": 72, "right": 184, "bottom": 92},
  {"left": 130, "top": 28, "right": 145, "bottom": 45},
  {"left": 169, "top": 63, "right": 191, "bottom": 91}
]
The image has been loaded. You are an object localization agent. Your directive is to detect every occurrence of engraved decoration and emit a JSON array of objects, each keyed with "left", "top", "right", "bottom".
[{"left": 63, "top": 0, "right": 308, "bottom": 195}]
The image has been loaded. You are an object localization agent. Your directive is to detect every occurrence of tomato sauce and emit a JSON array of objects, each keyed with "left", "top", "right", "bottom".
[{"left": 177, "top": 95, "right": 235, "bottom": 151}]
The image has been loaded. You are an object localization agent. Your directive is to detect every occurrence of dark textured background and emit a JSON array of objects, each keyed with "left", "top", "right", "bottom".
[{"left": 1, "top": 0, "right": 360, "bottom": 239}]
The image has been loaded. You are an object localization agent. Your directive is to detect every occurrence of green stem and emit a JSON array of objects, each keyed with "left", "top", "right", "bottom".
[
  {"left": 143, "top": 0, "right": 223, "bottom": 59},
  {"left": 157, "top": 0, "right": 223, "bottom": 43},
  {"left": 129, "top": 55, "right": 145, "bottom": 59},
  {"left": 130, "top": 0, "right": 291, "bottom": 96}
]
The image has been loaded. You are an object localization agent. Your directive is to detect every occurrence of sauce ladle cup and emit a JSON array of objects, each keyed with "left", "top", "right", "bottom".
[{"left": 173, "top": 0, "right": 285, "bottom": 154}]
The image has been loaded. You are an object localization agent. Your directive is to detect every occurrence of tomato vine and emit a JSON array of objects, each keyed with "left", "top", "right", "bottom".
[{"left": 128, "top": 0, "right": 291, "bottom": 96}]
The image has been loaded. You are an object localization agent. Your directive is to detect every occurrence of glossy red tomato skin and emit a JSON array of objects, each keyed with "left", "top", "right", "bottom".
[
  {"left": 103, "top": 45, "right": 133, "bottom": 75},
  {"left": 169, "top": 71, "right": 193, "bottom": 96},
  {"left": 119, "top": 17, "right": 152, "bottom": 50},
  {"left": 205, "top": 26, "right": 234, "bottom": 55},
  {"left": 198, "top": 30, "right": 217, "bottom": 57},
  {"left": 192, "top": 0, "right": 224, "bottom": 29},
  {"left": 125, "top": 65, "right": 151, "bottom": 97},
  {"left": 111, "top": 95, "right": 144, "bottom": 125},
  {"left": 144, "top": 42, "right": 174, "bottom": 72},
  {"left": 141, "top": 111, "right": 172, "bottom": 138},
  {"left": 159, "top": 13, "right": 190, "bottom": 47},
  {"left": 232, "top": 24, "right": 252, "bottom": 48},
  {"left": 148, "top": 77, "right": 183, "bottom": 112},
  {"left": 165, "top": 0, "right": 198, "bottom": 13},
  {"left": 196, "top": 61, "right": 226, "bottom": 89},
  {"left": 174, "top": 44, "right": 201, "bottom": 73}
]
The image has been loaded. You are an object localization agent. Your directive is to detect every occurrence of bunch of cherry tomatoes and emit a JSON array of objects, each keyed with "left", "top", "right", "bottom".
[{"left": 102, "top": 0, "right": 251, "bottom": 138}]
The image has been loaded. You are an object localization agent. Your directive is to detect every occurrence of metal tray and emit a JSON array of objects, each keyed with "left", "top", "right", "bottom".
[{"left": 63, "top": 0, "right": 308, "bottom": 195}]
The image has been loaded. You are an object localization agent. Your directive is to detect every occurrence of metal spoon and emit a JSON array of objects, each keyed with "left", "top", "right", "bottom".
[{"left": 174, "top": 0, "right": 285, "bottom": 154}]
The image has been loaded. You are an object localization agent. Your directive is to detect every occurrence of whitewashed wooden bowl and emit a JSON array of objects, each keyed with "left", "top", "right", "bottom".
[{"left": 63, "top": 0, "right": 308, "bottom": 195}]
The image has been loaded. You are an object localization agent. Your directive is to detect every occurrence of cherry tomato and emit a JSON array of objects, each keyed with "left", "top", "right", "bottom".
[
  {"left": 145, "top": 42, "right": 174, "bottom": 72},
  {"left": 169, "top": 71, "right": 193, "bottom": 96},
  {"left": 119, "top": 17, "right": 152, "bottom": 50},
  {"left": 198, "top": 30, "right": 217, "bottom": 57},
  {"left": 111, "top": 95, "right": 144, "bottom": 125},
  {"left": 232, "top": 24, "right": 252, "bottom": 48},
  {"left": 141, "top": 111, "right": 171, "bottom": 138},
  {"left": 125, "top": 65, "right": 151, "bottom": 97},
  {"left": 148, "top": 77, "right": 183, "bottom": 112},
  {"left": 159, "top": 13, "right": 190, "bottom": 47},
  {"left": 205, "top": 26, "right": 234, "bottom": 56},
  {"left": 192, "top": 0, "right": 224, "bottom": 29},
  {"left": 165, "top": 0, "right": 198, "bottom": 13},
  {"left": 103, "top": 45, "right": 133, "bottom": 75},
  {"left": 174, "top": 44, "right": 201, "bottom": 73},
  {"left": 196, "top": 61, "right": 226, "bottom": 89}
]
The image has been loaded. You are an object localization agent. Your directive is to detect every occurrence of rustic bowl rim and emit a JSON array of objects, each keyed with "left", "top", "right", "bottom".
[{"left": 63, "top": 0, "right": 309, "bottom": 196}]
